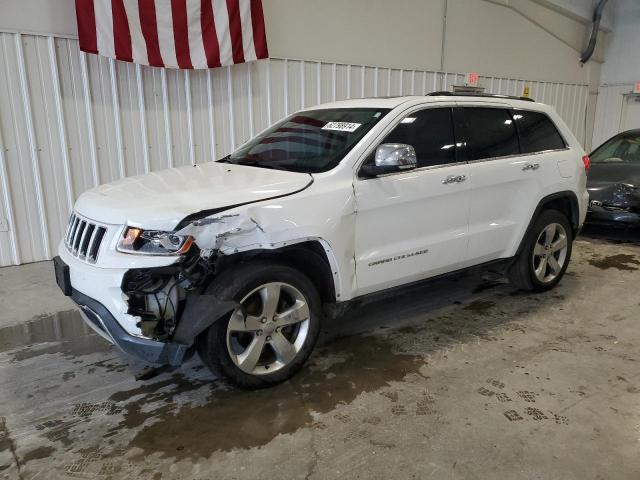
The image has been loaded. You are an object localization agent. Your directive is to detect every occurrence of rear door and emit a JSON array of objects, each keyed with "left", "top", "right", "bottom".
[
  {"left": 353, "top": 106, "right": 471, "bottom": 296},
  {"left": 457, "top": 106, "right": 567, "bottom": 264}
]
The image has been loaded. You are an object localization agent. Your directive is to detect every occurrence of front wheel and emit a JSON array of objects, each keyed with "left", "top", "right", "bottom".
[
  {"left": 508, "top": 209, "right": 573, "bottom": 292},
  {"left": 197, "top": 262, "right": 322, "bottom": 389}
]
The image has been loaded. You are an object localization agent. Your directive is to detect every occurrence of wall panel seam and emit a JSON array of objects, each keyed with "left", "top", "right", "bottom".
[{"left": 14, "top": 33, "right": 50, "bottom": 258}]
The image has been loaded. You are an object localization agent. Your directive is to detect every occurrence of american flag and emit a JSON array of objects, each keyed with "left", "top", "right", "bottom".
[{"left": 75, "top": 0, "right": 268, "bottom": 69}]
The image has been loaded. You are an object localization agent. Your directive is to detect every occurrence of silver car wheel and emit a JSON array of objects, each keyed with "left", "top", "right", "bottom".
[
  {"left": 226, "top": 282, "right": 311, "bottom": 375},
  {"left": 532, "top": 222, "right": 568, "bottom": 283}
]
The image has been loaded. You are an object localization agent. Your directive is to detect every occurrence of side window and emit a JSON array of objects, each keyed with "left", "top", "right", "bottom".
[
  {"left": 456, "top": 107, "right": 520, "bottom": 161},
  {"left": 513, "top": 110, "right": 566, "bottom": 153},
  {"left": 381, "top": 108, "right": 457, "bottom": 167}
]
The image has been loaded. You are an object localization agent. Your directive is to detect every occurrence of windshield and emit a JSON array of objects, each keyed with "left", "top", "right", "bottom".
[
  {"left": 224, "top": 108, "right": 389, "bottom": 173},
  {"left": 591, "top": 133, "right": 640, "bottom": 164}
]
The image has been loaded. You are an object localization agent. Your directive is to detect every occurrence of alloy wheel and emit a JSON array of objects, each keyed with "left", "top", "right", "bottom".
[
  {"left": 532, "top": 222, "right": 568, "bottom": 283},
  {"left": 226, "top": 282, "right": 311, "bottom": 375}
]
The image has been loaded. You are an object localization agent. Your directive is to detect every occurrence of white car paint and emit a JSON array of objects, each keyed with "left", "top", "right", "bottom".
[
  {"left": 74, "top": 161, "right": 313, "bottom": 230},
  {"left": 60, "top": 95, "right": 588, "bottom": 338},
  {"left": 352, "top": 102, "right": 472, "bottom": 295}
]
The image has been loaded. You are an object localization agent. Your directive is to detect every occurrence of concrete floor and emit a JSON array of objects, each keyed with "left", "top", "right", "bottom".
[{"left": 1, "top": 227, "right": 639, "bottom": 480}]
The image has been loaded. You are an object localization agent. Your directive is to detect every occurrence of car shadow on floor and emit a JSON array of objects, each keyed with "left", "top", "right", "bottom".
[{"left": 579, "top": 224, "right": 640, "bottom": 244}]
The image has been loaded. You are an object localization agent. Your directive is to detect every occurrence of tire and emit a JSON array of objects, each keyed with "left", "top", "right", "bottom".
[
  {"left": 508, "top": 209, "right": 573, "bottom": 292},
  {"left": 197, "top": 262, "right": 322, "bottom": 389}
]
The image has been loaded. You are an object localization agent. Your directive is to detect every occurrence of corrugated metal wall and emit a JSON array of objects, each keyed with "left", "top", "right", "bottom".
[
  {"left": 592, "top": 84, "right": 636, "bottom": 149},
  {"left": 0, "top": 32, "right": 590, "bottom": 267}
]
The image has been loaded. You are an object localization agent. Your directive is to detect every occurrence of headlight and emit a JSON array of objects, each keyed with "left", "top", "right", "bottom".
[{"left": 117, "top": 227, "right": 194, "bottom": 255}]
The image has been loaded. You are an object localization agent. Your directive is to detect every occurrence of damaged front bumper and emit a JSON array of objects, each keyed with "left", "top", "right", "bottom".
[
  {"left": 587, "top": 183, "right": 640, "bottom": 227},
  {"left": 56, "top": 241, "right": 238, "bottom": 367},
  {"left": 55, "top": 209, "right": 299, "bottom": 367},
  {"left": 55, "top": 250, "right": 191, "bottom": 365},
  {"left": 586, "top": 208, "right": 640, "bottom": 226},
  {"left": 71, "top": 288, "right": 189, "bottom": 365}
]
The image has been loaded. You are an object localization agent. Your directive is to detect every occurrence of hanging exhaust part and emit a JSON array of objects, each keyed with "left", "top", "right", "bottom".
[{"left": 580, "top": 0, "right": 609, "bottom": 64}]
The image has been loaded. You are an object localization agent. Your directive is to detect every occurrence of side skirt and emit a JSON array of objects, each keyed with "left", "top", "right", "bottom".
[{"left": 327, "top": 257, "right": 515, "bottom": 318}]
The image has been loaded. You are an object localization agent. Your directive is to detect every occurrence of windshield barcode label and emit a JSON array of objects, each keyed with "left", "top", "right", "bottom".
[{"left": 322, "top": 122, "right": 362, "bottom": 132}]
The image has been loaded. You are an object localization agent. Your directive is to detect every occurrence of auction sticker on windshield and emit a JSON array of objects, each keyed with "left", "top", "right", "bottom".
[{"left": 322, "top": 122, "right": 362, "bottom": 132}]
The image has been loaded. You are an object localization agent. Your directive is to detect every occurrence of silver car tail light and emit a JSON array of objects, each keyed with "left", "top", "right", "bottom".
[{"left": 64, "top": 213, "right": 108, "bottom": 263}]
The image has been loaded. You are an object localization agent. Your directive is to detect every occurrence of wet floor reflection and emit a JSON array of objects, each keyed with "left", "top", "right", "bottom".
[
  {"left": 0, "top": 310, "right": 111, "bottom": 360},
  {"left": 106, "top": 333, "right": 422, "bottom": 459},
  {"left": 102, "top": 272, "right": 533, "bottom": 460},
  {"left": 0, "top": 269, "right": 527, "bottom": 461}
]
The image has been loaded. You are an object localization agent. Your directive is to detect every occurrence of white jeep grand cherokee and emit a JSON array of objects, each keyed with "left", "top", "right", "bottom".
[{"left": 54, "top": 93, "right": 589, "bottom": 388}]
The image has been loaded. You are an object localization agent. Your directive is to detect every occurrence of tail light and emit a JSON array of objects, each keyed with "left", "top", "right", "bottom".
[{"left": 582, "top": 155, "right": 590, "bottom": 172}]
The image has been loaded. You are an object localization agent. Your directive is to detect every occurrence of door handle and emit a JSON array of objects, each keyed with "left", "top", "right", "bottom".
[
  {"left": 443, "top": 174, "right": 466, "bottom": 184},
  {"left": 522, "top": 163, "right": 540, "bottom": 171},
  {"left": 443, "top": 175, "right": 458, "bottom": 184}
]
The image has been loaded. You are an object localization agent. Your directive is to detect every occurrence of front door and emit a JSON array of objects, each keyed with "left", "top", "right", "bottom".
[{"left": 353, "top": 106, "right": 471, "bottom": 296}]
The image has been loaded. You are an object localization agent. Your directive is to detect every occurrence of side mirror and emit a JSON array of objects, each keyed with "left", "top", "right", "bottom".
[{"left": 360, "top": 144, "right": 417, "bottom": 178}]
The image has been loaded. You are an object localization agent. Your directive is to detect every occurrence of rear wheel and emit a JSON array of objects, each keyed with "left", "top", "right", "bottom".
[
  {"left": 508, "top": 209, "right": 573, "bottom": 292},
  {"left": 197, "top": 263, "right": 321, "bottom": 389}
]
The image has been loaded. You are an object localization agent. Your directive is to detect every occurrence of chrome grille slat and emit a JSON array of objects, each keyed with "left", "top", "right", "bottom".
[
  {"left": 88, "top": 227, "right": 107, "bottom": 263},
  {"left": 69, "top": 219, "right": 77, "bottom": 247},
  {"left": 85, "top": 225, "right": 101, "bottom": 262},
  {"left": 64, "top": 214, "right": 75, "bottom": 244},
  {"left": 63, "top": 213, "right": 108, "bottom": 264},
  {"left": 79, "top": 223, "right": 95, "bottom": 258},
  {"left": 67, "top": 216, "right": 79, "bottom": 247},
  {"left": 70, "top": 219, "right": 82, "bottom": 251},
  {"left": 73, "top": 221, "right": 86, "bottom": 252},
  {"left": 85, "top": 226, "right": 99, "bottom": 259}
]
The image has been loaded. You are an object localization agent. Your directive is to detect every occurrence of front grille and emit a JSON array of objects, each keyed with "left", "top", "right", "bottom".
[{"left": 64, "top": 213, "right": 108, "bottom": 263}]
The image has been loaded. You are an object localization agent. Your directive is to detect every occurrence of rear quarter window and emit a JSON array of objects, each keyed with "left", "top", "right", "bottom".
[{"left": 512, "top": 110, "right": 566, "bottom": 153}]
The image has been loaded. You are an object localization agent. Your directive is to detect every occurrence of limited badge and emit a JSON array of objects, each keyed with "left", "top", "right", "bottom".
[{"left": 322, "top": 122, "right": 362, "bottom": 132}]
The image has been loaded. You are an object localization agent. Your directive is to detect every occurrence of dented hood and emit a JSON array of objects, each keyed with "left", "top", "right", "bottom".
[{"left": 74, "top": 162, "right": 313, "bottom": 230}]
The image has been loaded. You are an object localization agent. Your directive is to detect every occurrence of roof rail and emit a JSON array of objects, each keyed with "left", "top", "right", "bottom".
[{"left": 427, "top": 91, "right": 535, "bottom": 102}]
